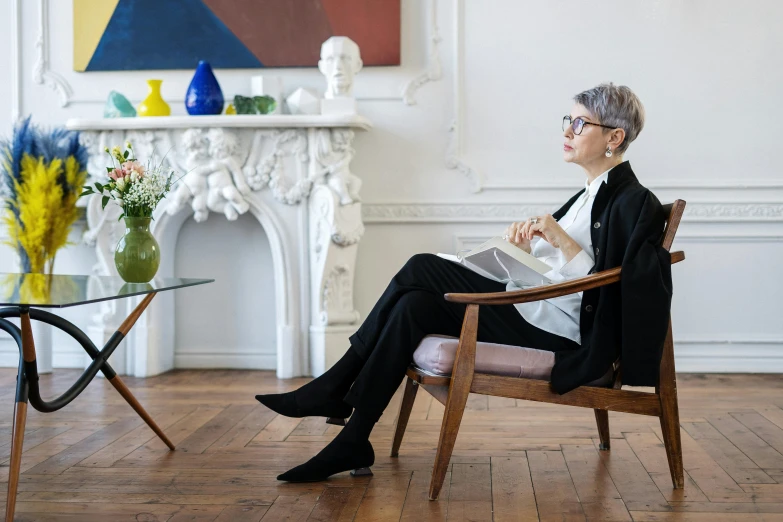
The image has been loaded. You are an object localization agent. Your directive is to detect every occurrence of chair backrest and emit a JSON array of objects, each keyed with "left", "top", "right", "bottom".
[{"left": 660, "top": 200, "right": 686, "bottom": 252}]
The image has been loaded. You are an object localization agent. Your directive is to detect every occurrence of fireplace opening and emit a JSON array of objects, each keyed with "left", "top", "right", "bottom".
[{"left": 172, "top": 212, "right": 277, "bottom": 370}]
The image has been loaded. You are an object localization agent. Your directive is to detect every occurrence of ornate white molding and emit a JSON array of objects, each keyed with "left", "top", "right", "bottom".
[
  {"left": 445, "top": 121, "right": 482, "bottom": 193},
  {"left": 309, "top": 185, "right": 362, "bottom": 330},
  {"left": 684, "top": 203, "right": 783, "bottom": 220},
  {"left": 69, "top": 122, "right": 369, "bottom": 211},
  {"left": 481, "top": 179, "right": 783, "bottom": 191},
  {"left": 66, "top": 114, "right": 372, "bottom": 131},
  {"left": 363, "top": 203, "right": 556, "bottom": 223},
  {"left": 74, "top": 118, "right": 370, "bottom": 379},
  {"left": 402, "top": 0, "right": 443, "bottom": 105},
  {"left": 10, "top": 0, "right": 21, "bottom": 122},
  {"left": 33, "top": 0, "right": 73, "bottom": 108},
  {"left": 445, "top": 0, "right": 483, "bottom": 193},
  {"left": 362, "top": 202, "right": 783, "bottom": 223}
]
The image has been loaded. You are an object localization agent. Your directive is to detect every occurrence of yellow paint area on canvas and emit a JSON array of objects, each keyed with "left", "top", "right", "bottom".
[{"left": 73, "top": 0, "right": 119, "bottom": 71}]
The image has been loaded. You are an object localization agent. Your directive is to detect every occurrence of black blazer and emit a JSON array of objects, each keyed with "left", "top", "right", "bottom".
[{"left": 548, "top": 161, "right": 673, "bottom": 394}]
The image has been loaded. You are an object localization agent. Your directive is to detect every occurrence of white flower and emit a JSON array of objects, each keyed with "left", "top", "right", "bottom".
[
  {"left": 125, "top": 141, "right": 132, "bottom": 149},
  {"left": 130, "top": 170, "right": 139, "bottom": 182},
  {"left": 124, "top": 174, "right": 130, "bottom": 183},
  {"left": 111, "top": 146, "right": 121, "bottom": 156},
  {"left": 116, "top": 178, "right": 126, "bottom": 190}
]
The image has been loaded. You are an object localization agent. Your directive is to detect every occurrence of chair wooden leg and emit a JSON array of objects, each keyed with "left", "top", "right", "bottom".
[
  {"left": 594, "top": 409, "right": 610, "bottom": 450},
  {"left": 108, "top": 375, "right": 175, "bottom": 450},
  {"left": 390, "top": 377, "right": 419, "bottom": 457},
  {"left": 5, "top": 401, "right": 28, "bottom": 522},
  {"left": 428, "top": 304, "right": 479, "bottom": 501},
  {"left": 657, "top": 320, "right": 684, "bottom": 489}
]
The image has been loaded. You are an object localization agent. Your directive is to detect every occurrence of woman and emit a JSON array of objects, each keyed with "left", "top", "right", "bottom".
[{"left": 256, "top": 83, "right": 672, "bottom": 482}]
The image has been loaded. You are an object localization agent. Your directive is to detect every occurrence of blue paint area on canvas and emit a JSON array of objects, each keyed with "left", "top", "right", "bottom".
[{"left": 86, "top": 0, "right": 263, "bottom": 71}]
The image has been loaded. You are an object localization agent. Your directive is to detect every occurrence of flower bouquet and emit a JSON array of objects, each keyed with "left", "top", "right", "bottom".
[{"left": 80, "top": 142, "right": 176, "bottom": 282}]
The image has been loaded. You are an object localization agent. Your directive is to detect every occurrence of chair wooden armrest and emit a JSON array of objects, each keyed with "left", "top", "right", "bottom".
[{"left": 444, "top": 250, "right": 684, "bottom": 305}]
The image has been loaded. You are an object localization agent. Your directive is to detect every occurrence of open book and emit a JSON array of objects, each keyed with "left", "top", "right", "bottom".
[{"left": 437, "top": 237, "right": 553, "bottom": 287}]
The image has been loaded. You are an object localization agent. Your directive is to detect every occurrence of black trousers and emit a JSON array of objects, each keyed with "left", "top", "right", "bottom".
[{"left": 343, "top": 253, "right": 579, "bottom": 419}]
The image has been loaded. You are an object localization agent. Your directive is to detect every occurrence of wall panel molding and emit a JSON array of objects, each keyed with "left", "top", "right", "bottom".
[
  {"left": 32, "top": 0, "right": 72, "bottom": 108},
  {"left": 402, "top": 0, "right": 442, "bottom": 105},
  {"left": 10, "top": 0, "right": 21, "bottom": 122},
  {"left": 363, "top": 202, "right": 783, "bottom": 224},
  {"left": 444, "top": 0, "right": 482, "bottom": 193}
]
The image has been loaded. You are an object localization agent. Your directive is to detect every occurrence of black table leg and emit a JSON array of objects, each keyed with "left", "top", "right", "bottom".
[{"left": 0, "top": 293, "right": 175, "bottom": 521}]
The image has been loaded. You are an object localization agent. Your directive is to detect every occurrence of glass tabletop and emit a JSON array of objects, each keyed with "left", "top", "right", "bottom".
[{"left": 0, "top": 273, "right": 214, "bottom": 308}]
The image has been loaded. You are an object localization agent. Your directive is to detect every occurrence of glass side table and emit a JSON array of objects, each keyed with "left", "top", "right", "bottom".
[{"left": 0, "top": 272, "right": 213, "bottom": 522}]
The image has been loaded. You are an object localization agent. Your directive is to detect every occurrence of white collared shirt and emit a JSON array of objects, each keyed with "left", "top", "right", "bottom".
[{"left": 506, "top": 169, "right": 610, "bottom": 344}]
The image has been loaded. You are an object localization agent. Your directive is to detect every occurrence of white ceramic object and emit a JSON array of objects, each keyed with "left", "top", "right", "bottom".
[{"left": 286, "top": 88, "right": 321, "bottom": 115}]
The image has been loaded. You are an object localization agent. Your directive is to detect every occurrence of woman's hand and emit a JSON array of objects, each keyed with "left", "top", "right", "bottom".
[
  {"left": 503, "top": 221, "right": 532, "bottom": 253},
  {"left": 524, "top": 214, "right": 582, "bottom": 261}
]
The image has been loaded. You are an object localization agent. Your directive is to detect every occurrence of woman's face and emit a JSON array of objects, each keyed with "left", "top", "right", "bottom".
[{"left": 562, "top": 103, "right": 610, "bottom": 165}]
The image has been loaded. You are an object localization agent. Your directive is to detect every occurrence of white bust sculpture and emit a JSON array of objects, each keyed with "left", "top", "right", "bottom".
[{"left": 319, "top": 36, "right": 362, "bottom": 99}]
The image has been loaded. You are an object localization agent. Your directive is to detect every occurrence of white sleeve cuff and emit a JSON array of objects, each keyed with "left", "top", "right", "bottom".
[{"left": 558, "top": 249, "right": 594, "bottom": 279}]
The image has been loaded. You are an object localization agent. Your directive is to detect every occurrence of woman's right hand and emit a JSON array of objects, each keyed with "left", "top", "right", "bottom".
[{"left": 504, "top": 221, "right": 532, "bottom": 253}]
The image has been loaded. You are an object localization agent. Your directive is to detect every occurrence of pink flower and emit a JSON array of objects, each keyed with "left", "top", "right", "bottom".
[
  {"left": 109, "top": 168, "right": 126, "bottom": 180},
  {"left": 122, "top": 160, "right": 145, "bottom": 177}
]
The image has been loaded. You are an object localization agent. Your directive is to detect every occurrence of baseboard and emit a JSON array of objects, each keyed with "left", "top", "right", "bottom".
[
  {"left": 173, "top": 353, "right": 277, "bottom": 370},
  {"left": 0, "top": 351, "right": 86, "bottom": 369},
  {"left": 674, "top": 341, "right": 783, "bottom": 372}
]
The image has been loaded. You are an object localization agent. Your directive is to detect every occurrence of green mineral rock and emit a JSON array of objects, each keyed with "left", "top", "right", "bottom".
[
  {"left": 104, "top": 91, "right": 137, "bottom": 118},
  {"left": 233, "top": 95, "right": 277, "bottom": 115},
  {"left": 254, "top": 95, "right": 277, "bottom": 114}
]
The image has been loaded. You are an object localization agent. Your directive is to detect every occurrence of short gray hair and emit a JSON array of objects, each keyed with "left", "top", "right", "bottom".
[{"left": 574, "top": 83, "right": 645, "bottom": 154}]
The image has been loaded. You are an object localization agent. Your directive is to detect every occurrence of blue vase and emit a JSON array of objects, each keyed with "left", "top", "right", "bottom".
[{"left": 185, "top": 61, "right": 224, "bottom": 115}]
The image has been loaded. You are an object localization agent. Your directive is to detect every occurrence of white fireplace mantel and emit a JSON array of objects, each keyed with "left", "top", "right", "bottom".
[
  {"left": 65, "top": 114, "right": 371, "bottom": 379},
  {"left": 65, "top": 114, "right": 372, "bottom": 132}
]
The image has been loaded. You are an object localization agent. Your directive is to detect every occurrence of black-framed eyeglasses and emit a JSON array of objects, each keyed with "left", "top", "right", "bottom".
[{"left": 562, "top": 115, "right": 616, "bottom": 135}]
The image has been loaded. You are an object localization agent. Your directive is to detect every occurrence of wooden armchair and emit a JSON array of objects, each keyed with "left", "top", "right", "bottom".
[{"left": 390, "top": 200, "right": 687, "bottom": 501}]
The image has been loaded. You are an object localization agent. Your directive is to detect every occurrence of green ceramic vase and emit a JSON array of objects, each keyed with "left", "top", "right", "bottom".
[{"left": 114, "top": 217, "right": 160, "bottom": 283}]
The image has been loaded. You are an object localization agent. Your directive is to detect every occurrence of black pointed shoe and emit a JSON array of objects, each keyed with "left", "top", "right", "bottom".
[
  {"left": 254, "top": 391, "right": 353, "bottom": 423},
  {"left": 277, "top": 439, "right": 374, "bottom": 482}
]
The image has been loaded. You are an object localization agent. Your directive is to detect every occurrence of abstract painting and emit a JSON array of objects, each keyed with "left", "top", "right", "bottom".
[{"left": 73, "top": 0, "right": 401, "bottom": 71}]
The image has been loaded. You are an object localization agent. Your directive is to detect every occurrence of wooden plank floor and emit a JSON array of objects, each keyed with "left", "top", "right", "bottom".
[{"left": 2, "top": 370, "right": 783, "bottom": 521}]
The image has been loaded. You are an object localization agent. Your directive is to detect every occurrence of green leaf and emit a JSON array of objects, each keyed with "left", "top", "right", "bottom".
[
  {"left": 106, "top": 166, "right": 113, "bottom": 172},
  {"left": 123, "top": 150, "right": 129, "bottom": 159},
  {"left": 101, "top": 195, "right": 109, "bottom": 209},
  {"left": 117, "top": 213, "right": 125, "bottom": 221}
]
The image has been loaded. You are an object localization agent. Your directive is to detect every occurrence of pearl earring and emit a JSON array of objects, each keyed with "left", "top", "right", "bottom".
[{"left": 605, "top": 146, "right": 613, "bottom": 158}]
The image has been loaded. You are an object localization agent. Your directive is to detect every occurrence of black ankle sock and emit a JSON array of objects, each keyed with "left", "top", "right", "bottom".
[{"left": 296, "top": 347, "right": 364, "bottom": 409}]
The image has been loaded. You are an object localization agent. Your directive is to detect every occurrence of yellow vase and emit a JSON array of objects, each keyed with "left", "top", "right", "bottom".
[{"left": 137, "top": 79, "right": 170, "bottom": 117}]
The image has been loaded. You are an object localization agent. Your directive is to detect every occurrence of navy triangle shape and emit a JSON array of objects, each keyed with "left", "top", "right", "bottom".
[{"left": 86, "top": 0, "right": 262, "bottom": 71}]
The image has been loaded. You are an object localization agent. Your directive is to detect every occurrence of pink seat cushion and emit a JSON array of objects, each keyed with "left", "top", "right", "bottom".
[{"left": 412, "top": 335, "right": 613, "bottom": 387}]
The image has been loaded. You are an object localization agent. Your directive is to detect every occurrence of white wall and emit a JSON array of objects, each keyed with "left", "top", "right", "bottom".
[{"left": 1, "top": 0, "right": 781, "bottom": 373}]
